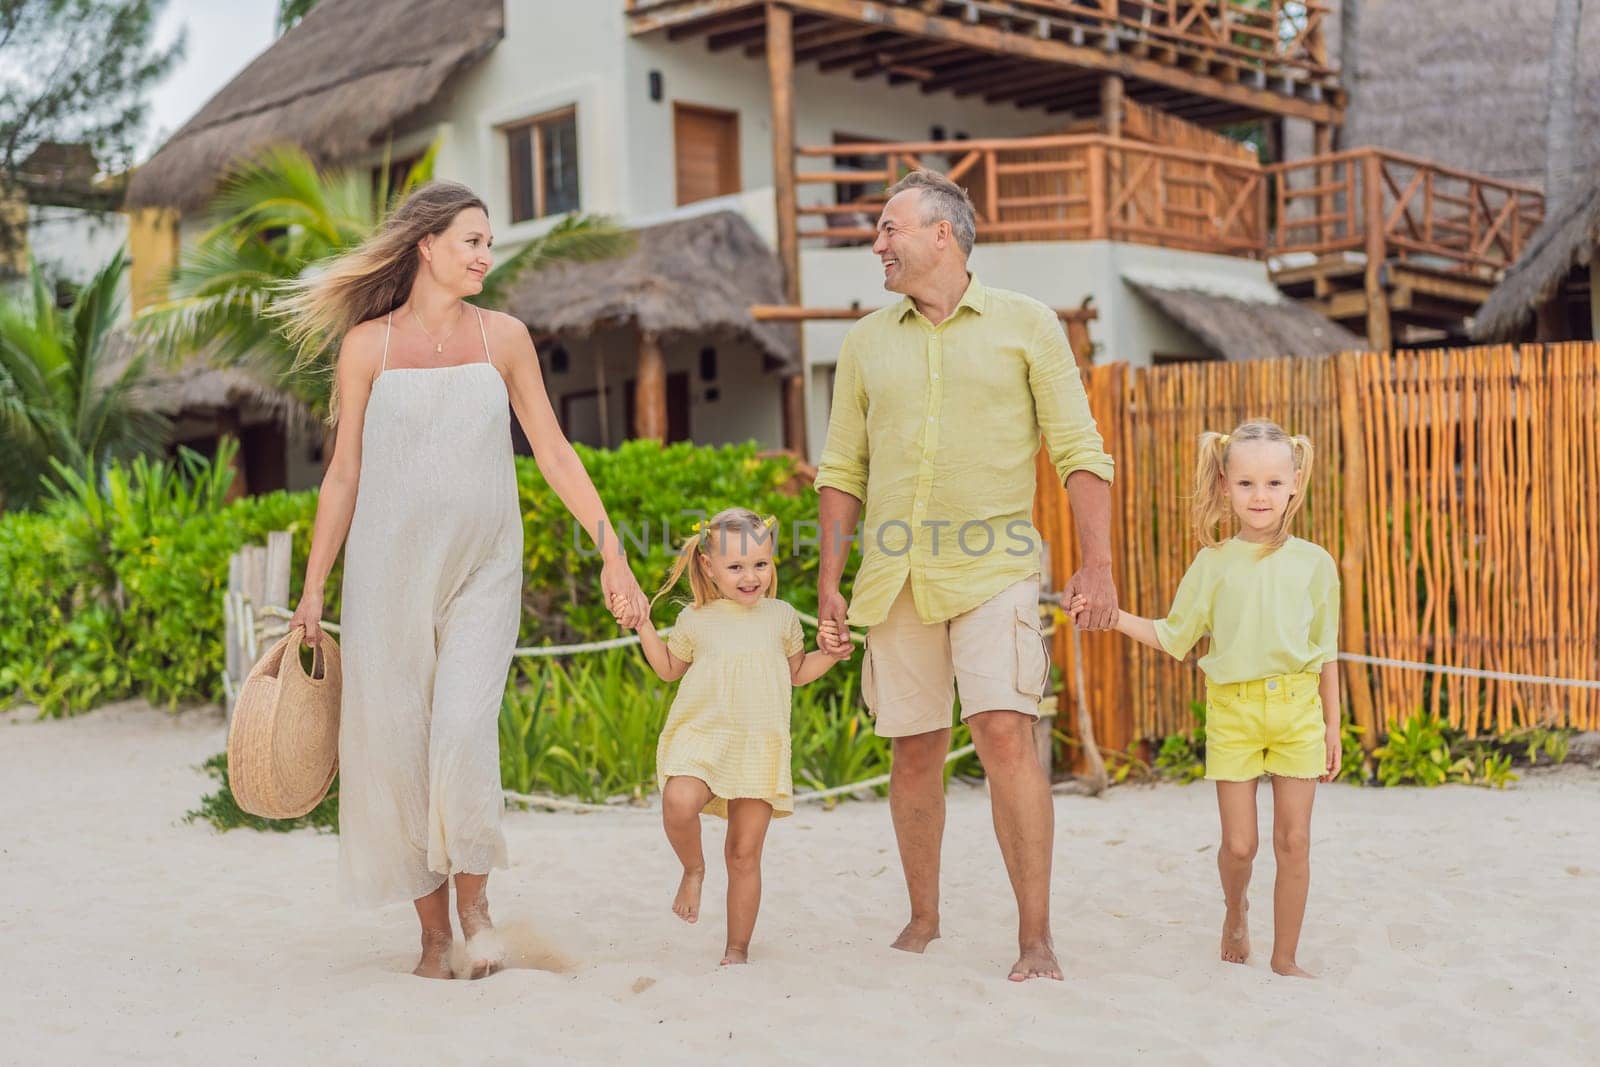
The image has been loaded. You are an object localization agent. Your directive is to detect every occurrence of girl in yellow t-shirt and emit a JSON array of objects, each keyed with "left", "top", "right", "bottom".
[
  {"left": 1071, "top": 419, "right": 1340, "bottom": 979},
  {"left": 617, "top": 507, "right": 847, "bottom": 966}
]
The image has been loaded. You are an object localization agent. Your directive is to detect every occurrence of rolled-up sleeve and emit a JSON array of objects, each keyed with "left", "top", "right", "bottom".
[
  {"left": 1029, "top": 312, "right": 1114, "bottom": 485},
  {"left": 1308, "top": 551, "right": 1341, "bottom": 669},
  {"left": 813, "top": 331, "right": 869, "bottom": 501}
]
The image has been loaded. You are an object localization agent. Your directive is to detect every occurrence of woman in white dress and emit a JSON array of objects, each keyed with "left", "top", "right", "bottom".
[{"left": 282, "top": 181, "right": 648, "bottom": 979}]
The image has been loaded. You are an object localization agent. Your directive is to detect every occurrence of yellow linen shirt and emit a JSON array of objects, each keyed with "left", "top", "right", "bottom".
[
  {"left": 814, "top": 275, "right": 1114, "bottom": 627},
  {"left": 1153, "top": 536, "right": 1340, "bottom": 684}
]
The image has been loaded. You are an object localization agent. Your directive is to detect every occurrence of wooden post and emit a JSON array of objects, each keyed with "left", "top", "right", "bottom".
[
  {"left": 264, "top": 532, "right": 292, "bottom": 622},
  {"left": 1065, "top": 313, "right": 1094, "bottom": 371},
  {"left": 1313, "top": 122, "right": 1333, "bottom": 248},
  {"left": 1361, "top": 151, "right": 1391, "bottom": 352},
  {"left": 1336, "top": 353, "right": 1377, "bottom": 746},
  {"left": 634, "top": 330, "right": 667, "bottom": 441},
  {"left": 1087, "top": 142, "right": 1108, "bottom": 240},
  {"left": 594, "top": 344, "right": 611, "bottom": 449},
  {"left": 767, "top": 2, "right": 808, "bottom": 457},
  {"left": 1100, "top": 74, "right": 1124, "bottom": 137}
]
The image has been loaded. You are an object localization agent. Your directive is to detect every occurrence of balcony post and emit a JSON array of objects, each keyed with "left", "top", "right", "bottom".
[
  {"left": 1361, "top": 151, "right": 1391, "bottom": 352},
  {"left": 766, "top": 2, "right": 807, "bottom": 456}
]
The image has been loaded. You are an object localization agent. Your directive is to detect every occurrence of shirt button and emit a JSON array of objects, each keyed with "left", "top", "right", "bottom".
[{"left": 1267, "top": 680, "right": 1278, "bottom": 690}]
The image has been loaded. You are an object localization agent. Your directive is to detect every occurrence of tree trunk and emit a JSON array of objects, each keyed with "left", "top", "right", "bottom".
[
  {"left": 1544, "top": 0, "right": 1584, "bottom": 211},
  {"left": 634, "top": 330, "right": 667, "bottom": 442}
]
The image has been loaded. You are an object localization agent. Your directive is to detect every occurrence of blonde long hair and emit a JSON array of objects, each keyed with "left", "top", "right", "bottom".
[
  {"left": 272, "top": 180, "right": 489, "bottom": 417},
  {"left": 1191, "top": 419, "right": 1314, "bottom": 554},
  {"left": 653, "top": 508, "right": 780, "bottom": 609}
]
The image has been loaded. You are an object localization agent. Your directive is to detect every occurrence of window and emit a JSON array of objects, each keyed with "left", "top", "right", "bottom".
[
  {"left": 370, "top": 153, "right": 422, "bottom": 200},
  {"left": 504, "top": 107, "right": 580, "bottom": 223}
]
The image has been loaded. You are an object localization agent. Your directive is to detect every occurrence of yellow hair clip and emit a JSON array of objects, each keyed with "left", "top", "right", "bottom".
[
  {"left": 1219, "top": 433, "right": 1231, "bottom": 445},
  {"left": 763, "top": 514, "right": 778, "bottom": 529}
]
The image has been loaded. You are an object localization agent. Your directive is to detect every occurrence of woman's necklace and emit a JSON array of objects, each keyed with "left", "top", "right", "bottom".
[{"left": 407, "top": 302, "right": 463, "bottom": 354}]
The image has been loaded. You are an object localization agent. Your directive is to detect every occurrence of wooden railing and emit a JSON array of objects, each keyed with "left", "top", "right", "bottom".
[
  {"left": 1269, "top": 148, "right": 1545, "bottom": 275},
  {"left": 799, "top": 138, "right": 1545, "bottom": 273},
  {"left": 797, "top": 135, "right": 1267, "bottom": 256}
]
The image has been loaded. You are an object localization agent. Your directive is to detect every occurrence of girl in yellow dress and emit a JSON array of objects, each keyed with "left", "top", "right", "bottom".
[
  {"left": 1072, "top": 419, "right": 1341, "bottom": 978},
  {"left": 618, "top": 507, "right": 847, "bottom": 965}
]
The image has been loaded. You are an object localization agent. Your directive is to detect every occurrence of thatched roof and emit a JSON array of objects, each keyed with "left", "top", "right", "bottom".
[
  {"left": 1472, "top": 168, "right": 1600, "bottom": 341},
  {"left": 504, "top": 211, "right": 800, "bottom": 373},
  {"left": 1124, "top": 269, "right": 1362, "bottom": 361},
  {"left": 126, "top": 0, "right": 503, "bottom": 212},
  {"left": 101, "top": 330, "right": 312, "bottom": 430},
  {"left": 1345, "top": 0, "right": 1600, "bottom": 188}
]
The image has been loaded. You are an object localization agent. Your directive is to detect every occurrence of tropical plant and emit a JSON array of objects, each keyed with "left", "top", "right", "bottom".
[
  {"left": 137, "top": 142, "right": 631, "bottom": 417},
  {"left": 1373, "top": 712, "right": 1455, "bottom": 787},
  {"left": 0, "top": 250, "right": 168, "bottom": 508}
]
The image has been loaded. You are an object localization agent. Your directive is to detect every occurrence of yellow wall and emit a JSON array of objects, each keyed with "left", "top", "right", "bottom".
[{"left": 127, "top": 206, "right": 180, "bottom": 312}]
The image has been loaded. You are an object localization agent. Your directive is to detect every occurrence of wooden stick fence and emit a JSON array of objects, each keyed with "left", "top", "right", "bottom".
[{"left": 1037, "top": 343, "right": 1600, "bottom": 752}]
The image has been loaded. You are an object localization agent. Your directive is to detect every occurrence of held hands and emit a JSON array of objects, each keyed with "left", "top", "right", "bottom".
[
  {"left": 1063, "top": 563, "right": 1117, "bottom": 630},
  {"left": 817, "top": 619, "right": 854, "bottom": 660},
  {"left": 602, "top": 555, "right": 648, "bottom": 630}
]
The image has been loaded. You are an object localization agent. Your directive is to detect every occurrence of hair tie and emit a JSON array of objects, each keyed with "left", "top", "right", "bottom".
[
  {"left": 763, "top": 514, "right": 778, "bottom": 529},
  {"left": 1219, "top": 434, "right": 1230, "bottom": 445}
]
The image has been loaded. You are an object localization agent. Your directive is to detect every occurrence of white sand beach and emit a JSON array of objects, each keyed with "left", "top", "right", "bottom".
[{"left": 2, "top": 701, "right": 1596, "bottom": 1067}]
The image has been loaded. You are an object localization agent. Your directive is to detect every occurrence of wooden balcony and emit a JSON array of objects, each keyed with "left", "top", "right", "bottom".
[
  {"left": 797, "top": 133, "right": 1267, "bottom": 256},
  {"left": 1268, "top": 149, "right": 1545, "bottom": 346},
  {"left": 627, "top": 0, "right": 1344, "bottom": 125}
]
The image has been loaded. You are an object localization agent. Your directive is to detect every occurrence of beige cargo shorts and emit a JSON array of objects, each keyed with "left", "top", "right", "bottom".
[{"left": 860, "top": 575, "right": 1051, "bottom": 738}]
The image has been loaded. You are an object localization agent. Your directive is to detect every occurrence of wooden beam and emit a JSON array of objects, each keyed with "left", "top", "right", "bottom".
[
  {"left": 630, "top": 0, "right": 761, "bottom": 35},
  {"left": 778, "top": 0, "right": 1343, "bottom": 123},
  {"left": 1101, "top": 74, "right": 1124, "bottom": 137},
  {"left": 1361, "top": 151, "right": 1391, "bottom": 351},
  {"left": 635, "top": 331, "right": 667, "bottom": 441},
  {"left": 768, "top": 3, "right": 807, "bottom": 457}
]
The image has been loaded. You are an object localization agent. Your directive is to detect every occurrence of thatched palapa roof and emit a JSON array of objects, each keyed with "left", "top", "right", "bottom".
[
  {"left": 126, "top": 0, "right": 503, "bottom": 212},
  {"left": 1123, "top": 267, "right": 1362, "bottom": 361},
  {"left": 505, "top": 211, "right": 800, "bottom": 373},
  {"left": 1345, "top": 0, "right": 1600, "bottom": 188},
  {"left": 101, "top": 330, "right": 313, "bottom": 430},
  {"left": 1472, "top": 169, "right": 1600, "bottom": 341}
]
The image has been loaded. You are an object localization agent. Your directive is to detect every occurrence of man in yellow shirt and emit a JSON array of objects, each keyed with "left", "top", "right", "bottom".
[{"left": 815, "top": 170, "right": 1117, "bottom": 982}]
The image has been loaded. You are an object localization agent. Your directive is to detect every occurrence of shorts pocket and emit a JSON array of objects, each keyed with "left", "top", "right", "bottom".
[
  {"left": 1014, "top": 604, "right": 1051, "bottom": 700},
  {"left": 859, "top": 634, "right": 879, "bottom": 714}
]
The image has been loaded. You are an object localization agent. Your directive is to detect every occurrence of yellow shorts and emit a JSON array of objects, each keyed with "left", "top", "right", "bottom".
[{"left": 1204, "top": 673, "right": 1326, "bottom": 781}]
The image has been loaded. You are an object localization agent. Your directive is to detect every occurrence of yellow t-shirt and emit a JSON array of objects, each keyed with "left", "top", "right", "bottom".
[
  {"left": 657, "top": 597, "right": 805, "bottom": 818},
  {"left": 1153, "top": 536, "right": 1339, "bottom": 684}
]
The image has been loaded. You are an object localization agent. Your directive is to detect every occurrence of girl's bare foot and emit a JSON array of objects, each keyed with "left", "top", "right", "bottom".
[
  {"left": 1271, "top": 957, "right": 1316, "bottom": 978},
  {"left": 1007, "top": 941, "right": 1063, "bottom": 982},
  {"left": 720, "top": 946, "right": 749, "bottom": 966},
  {"left": 1221, "top": 902, "right": 1250, "bottom": 964},
  {"left": 890, "top": 918, "right": 941, "bottom": 953},
  {"left": 458, "top": 897, "right": 504, "bottom": 979},
  {"left": 673, "top": 867, "right": 705, "bottom": 923},
  {"left": 413, "top": 929, "right": 453, "bottom": 980}
]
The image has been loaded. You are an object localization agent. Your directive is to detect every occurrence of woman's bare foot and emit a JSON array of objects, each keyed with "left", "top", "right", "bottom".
[
  {"left": 458, "top": 896, "right": 504, "bottom": 980},
  {"left": 1271, "top": 957, "right": 1316, "bottom": 978},
  {"left": 673, "top": 867, "right": 705, "bottom": 923},
  {"left": 720, "top": 946, "right": 749, "bottom": 966},
  {"left": 1220, "top": 902, "right": 1250, "bottom": 964},
  {"left": 413, "top": 929, "right": 453, "bottom": 980},
  {"left": 890, "top": 918, "right": 941, "bottom": 953},
  {"left": 1007, "top": 941, "right": 1063, "bottom": 982}
]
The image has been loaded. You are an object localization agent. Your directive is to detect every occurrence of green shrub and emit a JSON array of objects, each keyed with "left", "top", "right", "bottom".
[{"left": 186, "top": 752, "right": 339, "bottom": 833}]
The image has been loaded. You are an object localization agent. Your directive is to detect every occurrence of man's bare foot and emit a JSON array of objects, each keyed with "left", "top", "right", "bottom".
[
  {"left": 720, "top": 946, "right": 749, "bottom": 966},
  {"left": 458, "top": 897, "right": 504, "bottom": 980},
  {"left": 1220, "top": 903, "right": 1250, "bottom": 964},
  {"left": 412, "top": 930, "right": 453, "bottom": 980},
  {"left": 890, "top": 919, "right": 941, "bottom": 953},
  {"left": 1007, "top": 941, "right": 1063, "bottom": 982},
  {"left": 673, "top": 867, "right": 705, "bottom": 923},
  {"left": 1271, "top": 957, "right": 1316, "bottom": 978}
]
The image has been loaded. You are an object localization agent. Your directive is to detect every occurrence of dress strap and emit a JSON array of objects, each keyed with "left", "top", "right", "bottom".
[
  {"left": 381, "top": 312, "right": 392, "bottom": 373},
  {"left": 474, "top": 306, "right": 492, "bottom": 367}
]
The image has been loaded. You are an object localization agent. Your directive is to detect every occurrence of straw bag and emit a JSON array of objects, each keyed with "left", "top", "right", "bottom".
[{"left": 226, "top": 624, "right": 342, "bottom": 819}]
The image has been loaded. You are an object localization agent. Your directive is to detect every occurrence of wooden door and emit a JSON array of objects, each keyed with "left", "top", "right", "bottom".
[{"left": 674, "top": 103, "right": 740, "bottom": 206}]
